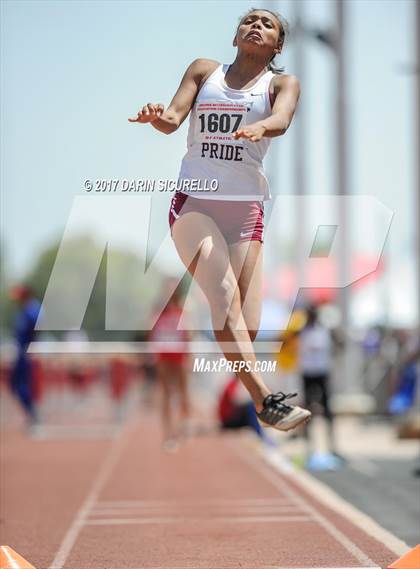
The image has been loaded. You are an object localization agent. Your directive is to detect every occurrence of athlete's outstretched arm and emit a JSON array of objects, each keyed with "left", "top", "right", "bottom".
[
  {"left": 232, "top": 74, "right": 300, "bottom": 142},
  {"left": 128, "top": 59, "right": 219, "bottom": 135}
]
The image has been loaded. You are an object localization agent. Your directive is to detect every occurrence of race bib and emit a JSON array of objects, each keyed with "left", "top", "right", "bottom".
[
  {"left": 194, "top": 99, "right": 249, "bottom": 162},
  {"left": 195, "top": 99, "right": 247, "bottom": 143}
]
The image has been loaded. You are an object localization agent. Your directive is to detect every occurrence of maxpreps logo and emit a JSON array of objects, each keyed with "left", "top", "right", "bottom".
[
  {"left": 33, "top": 194, "right": 393, "bottom": 342},
  {"left": 193, "top": 358, "right": 277, "bottom": 373}
]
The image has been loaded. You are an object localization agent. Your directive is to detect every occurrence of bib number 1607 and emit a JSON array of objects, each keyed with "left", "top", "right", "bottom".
[{"left": 198, "top": 113, "right": 242, "bottom": 134}]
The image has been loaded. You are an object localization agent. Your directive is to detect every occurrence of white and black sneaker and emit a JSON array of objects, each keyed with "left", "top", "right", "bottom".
[{"left": 256, "top": 392, "right": 311, "bottom": 432}]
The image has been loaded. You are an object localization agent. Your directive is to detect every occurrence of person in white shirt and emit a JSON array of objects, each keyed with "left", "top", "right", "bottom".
[{"left": 299, "top": 305, "right": 338, "bottom": 455}]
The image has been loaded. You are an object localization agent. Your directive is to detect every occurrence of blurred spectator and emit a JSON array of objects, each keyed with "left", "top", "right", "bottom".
[
  {"left": 109, "top": 355, "right": 133, "bottom": 423},
  {"left": 132, "top": 330, "right": 158, "bottom": 409},
  {"left": 63, "top": 330, "right": 90, "bottom": 396},
  {"left": 362, "top": 325, "right": 383, "bottom": 357},
  {"left": 218, "top": 375, "right": 274, "bottom": 446},
  {"left": 299, "top": 305, "right": 341, "bottom": 458},
  {"left": 9, "top": 284, "right": 41, "bottom": 430},
  {"left": 275, "top": 309, "right": 306, "bottom": 395},
  {"left": 388, "top": 331, "right": 419, "bottom": 416},
  {"left": 149, "top": 285, "right": 191, "bottom": 451}
]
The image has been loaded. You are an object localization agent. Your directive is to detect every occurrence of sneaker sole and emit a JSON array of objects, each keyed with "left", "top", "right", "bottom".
[{"left": 258, "top": 411, "right": 312, "bottom": 432}]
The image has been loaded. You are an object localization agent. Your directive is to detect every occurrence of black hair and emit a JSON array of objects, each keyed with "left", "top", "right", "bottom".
[{"left": 237, "top": 7, "right": 289, "bottom": 74}]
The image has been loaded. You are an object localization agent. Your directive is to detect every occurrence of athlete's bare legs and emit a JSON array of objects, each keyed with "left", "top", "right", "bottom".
[
  {"left": 228, "top": 240, "right": 263, "bottom": 342},
  {"left": 172, "top": 211, "right": 270, "bottom": 412},
  {"left": 174, "top": 363, "right": 192, "bottom": 437},
  {"left": 175, "top": 364, "right": 191, "bottom": 421},
  {"left": 157, "top": 360, "right": 174, "bottom": 441},
  {"left": 158, "top": 359, "right": 191, "bottom": 445}
]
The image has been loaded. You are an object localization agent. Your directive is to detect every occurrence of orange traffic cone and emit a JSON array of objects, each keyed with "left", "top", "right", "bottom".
[
  {"left": 0, "top": 546, "right": 37, "bottom": 569},
  {"left": 388, "top": 545, "right": 420, "bottom": 569}
]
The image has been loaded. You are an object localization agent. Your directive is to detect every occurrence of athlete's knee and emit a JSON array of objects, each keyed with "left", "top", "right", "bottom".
[{"left": 207, "top": 278, "right": 236, "bottom": 313}]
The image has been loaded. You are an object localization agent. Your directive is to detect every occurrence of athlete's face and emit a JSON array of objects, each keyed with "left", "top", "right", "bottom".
[{"left": 234, "top": 11, "right": 282, "bottom": 57}]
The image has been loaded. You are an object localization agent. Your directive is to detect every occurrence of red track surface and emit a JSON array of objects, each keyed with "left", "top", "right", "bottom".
[{"left": 0, "top": 416, "right": 399, "bottom": 569}]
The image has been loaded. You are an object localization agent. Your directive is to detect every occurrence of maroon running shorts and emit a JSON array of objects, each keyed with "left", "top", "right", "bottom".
[{"left": 168, "top": 191, "right": 264, "bottom": 245}]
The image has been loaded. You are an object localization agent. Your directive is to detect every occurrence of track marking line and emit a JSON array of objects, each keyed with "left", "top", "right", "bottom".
[
  {"left": 48, "top": 418, "right": 137, "bottom": 569},
  {"left": 259, "top": 445, "right": 410, "bottom": 556},
  {"left": 84, "top": 515, "right": 314, "bottom": 525},
  {"left": 89, "top": 508, "right": 304, "bottom": 517},
  {"left": 89, "top": 503, "right": 304, "bottom": 515},
  {"left": 230, "top": 441, "right": 380, "bottom": 568},
  {"left": 30, "top": 424, "right": 122, "bottom": 440},
  {"left": 95, "top": 498, "right": 295, "bottom": 506}
]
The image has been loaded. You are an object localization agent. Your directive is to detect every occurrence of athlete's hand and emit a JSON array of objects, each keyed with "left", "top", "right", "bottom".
[
  {"left": 128, "top": 103, "right": 164, "bottom": 123},
  {"left": 232, "top": 122, "right": 267, "bottom": 142}
]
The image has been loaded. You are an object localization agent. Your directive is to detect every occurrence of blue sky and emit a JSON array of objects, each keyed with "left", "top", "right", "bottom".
[{"left": 1, "top": 0, "right": 417, "bottom": 325}]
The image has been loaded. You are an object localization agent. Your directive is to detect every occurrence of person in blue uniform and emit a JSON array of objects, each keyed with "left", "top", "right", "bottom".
[{"left": 9, "top": 285, "right": 41, "bottom": 429}]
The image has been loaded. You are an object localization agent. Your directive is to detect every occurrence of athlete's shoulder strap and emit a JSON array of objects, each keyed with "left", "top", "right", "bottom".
[
  {"left": 205, "top": 62, "right": 224, "bottom": 83},
  {"left": 260, "top": 69, "right": 276, "bottom": 87},
  {"left": 197, "top": 62, "right": 224, "bottom": 92}
]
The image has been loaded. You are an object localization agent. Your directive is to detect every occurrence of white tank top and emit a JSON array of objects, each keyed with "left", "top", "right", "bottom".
[{"left": 177, "top": 63, "right": 275, "bottom": 201}]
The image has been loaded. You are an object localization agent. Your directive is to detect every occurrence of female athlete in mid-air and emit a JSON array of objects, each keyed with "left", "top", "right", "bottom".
[{"left": 129, "top": 7, "right": 311, "bottom": 431}]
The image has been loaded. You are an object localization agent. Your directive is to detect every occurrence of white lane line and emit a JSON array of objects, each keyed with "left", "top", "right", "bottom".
[
  {"left": 85, "top": 515, "right": 314, "bottom": 525},
  {"left": 89, "top": 505, "right": 304, "bottom": 516},
  {"left": 260, "top": 448, "right": 409, "bottom": 557},
  {"left": 48, "top": 418, "right": 136, "bottom": 569},
  {"left": 231, "top": 442, "right": 379, "bottom": 568},
  {"left": 30, "top": 424, "right": 122, "bottom": 440},
  {"left": 95, "top": 498, "right": 295, "bottom": 506}
]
